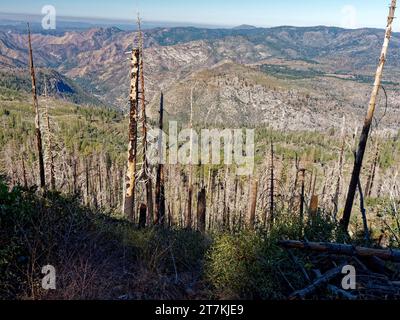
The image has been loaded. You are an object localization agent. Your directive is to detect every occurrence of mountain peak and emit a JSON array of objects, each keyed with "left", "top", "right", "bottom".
[
  {"left": 86, "top": 26, "right": 122, "bottom": 37},
  {"left": 233, "top": 24, "right": 257, "bottom": 30}
]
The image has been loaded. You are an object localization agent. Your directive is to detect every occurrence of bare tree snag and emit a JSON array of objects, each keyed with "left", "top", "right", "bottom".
[
  {"left": 309, "top": 171, "right": 318, "bottom": 217},
  {"left": 290, "top": 153, "right": 300, "bottom": 212},
  {"left": 27, "top": 24, "right": 45, "bottom": 189},
  {"left": 342, "top": 0, "right": 397, "bottom": 231},
  {"left": 186, "top": 181, "right": 193, "bottom": 229},
  {"left": 97, "top": 157, "right": 103, "bottom": 207},
  {"left": 155, "top": 92, "right": 166, "bottom": 225},
  {"left": 248, "top": 178, "right": 258, "bottom": 229},
  {"left": 21, "top": 154, "right": 27, "bottom": 188},
  {"left": 197, "top": 187, "right": 206, "bottom": 233},
  {"left": 269, "top": 140, "right": 275, "bottom": 228},
  {"left": 299, "top": 169, "right": 306, "bottom": 224},
  {"left": 72, "top": 156, "right": 78, "bottom": 195},
  {"left": 307, "top": 169, "right": 313, "bottom": 196},
  {"left": 85, "top": 158, "right": 90, "bottom": 206},
  {"left": 358, "top": 177, "right": 371, "bottom": 244},
  {"left": 309, "top": 195, "right": 319, "bottom": 217},
  {"left": 42, "top": 80, "right": 55, "bottom": 190},
  {"left": 365, "top": 142, "right": 380, "bottom": 197},
  {"left": 139, "top": 203, "right": 147, "bottom": 229},
  {"left": 137, "top": 16, "right": 154, "bottom": 223},
  {"left": 233, "top": 176, "right": 239, "bottom": 226},
  {"left": 123, "top": 48, "right": 139, "bottom": 221},
  {"left": 333, "top": 116, "right": 346, "bottom": 219},
  {"left": 186, "top": 86, "right": 195, "bottom": 229},
  {"left": 222, "top": 166, "right": 229, "bottom": 229}
]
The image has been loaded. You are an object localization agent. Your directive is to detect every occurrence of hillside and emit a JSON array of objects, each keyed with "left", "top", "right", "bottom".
[
  {"left": 153, "top": 60, "right": 400, "bottom": 131},
  {"left": 0, "top": 67, "right": 104, "bottom": 106},
  {"left": 0, "top": 25, "right": 400, "bottom": 130},
  {"left": 1, "top": 19, "right": 400, "bottom": 302}
]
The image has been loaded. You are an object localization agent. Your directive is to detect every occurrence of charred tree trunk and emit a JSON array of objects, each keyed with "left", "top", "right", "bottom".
[
  {"left": 365, "top": 143, "right": 379, "bottom": 198},
  {"left": 222, "top": 166, "right": 229, "bottom": 229},
  {"left": 72, "top": 157, "right": 78, "bottom": 195},
  {"left": 186, "top": 86, "right": 195, "bottom": 229},
  {"left": 197, "top": 187, "right": 206, "bottom": 233},
  {"left": 358, "top": 177, "right": 371, "bottom": 244},
  {"left": 299, "top": 169, "right": 306, "bottom": 225},
  {"left": 139, "top": 203, "right": 147, "bottom": 229},
  {"left": 27, "top": 24, "right": 45, "bottom": 189},
  {"left": 123, "top": 48, "right": 139, "bottom": 221},
  {"left": 309, "top": 173, "right": 318, "bottom": 218},
  {"left": 269, "top": 140, "right": 275, "bottom": 228},
  {"left": 233, "top": 176, "right": 239, "bottom": 226},
  {"left": 186, "top": 181, "right": 193, "bottom": 229},
  {"left": 138, "top": 18, "right": 154, "bottom": 224},
  {"left": 290, "top": 153, "right": 300, "bottom": 211},
  {"left": 21, "top": 155, "right": 27, "bottom": 188},
  {"left": 155, "top": 92, "right": 166, "bottom": 225},
  {"left": 248, "top": 178, "right": 258, "bottom": 230},
  {"left": 333, "top": 116, "right": 346, "bottom": 219},
  {"left": 42, "top": 84, "right": 55, "bottom": 191},
  {"left": 85, "top": 158, "right": 90, "bottom": 206},
  {"left": 97, "top": 158, "right": 103, "bottom": 208},
  {"left": 342, "top": 0, "right": 396, "bottom": 231}
]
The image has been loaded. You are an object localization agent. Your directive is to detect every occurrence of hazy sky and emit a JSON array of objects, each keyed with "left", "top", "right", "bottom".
[{"left": 0, "top": 0, "right": 395, "bottom": 29}]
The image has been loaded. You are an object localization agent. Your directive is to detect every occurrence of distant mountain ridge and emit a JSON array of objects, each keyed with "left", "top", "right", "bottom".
[
  {"left": 0, "top": 25, "right": 399, "bottom": 130},
  {"left": 233, "top": 24, "right": 258, "bottom": 30}
]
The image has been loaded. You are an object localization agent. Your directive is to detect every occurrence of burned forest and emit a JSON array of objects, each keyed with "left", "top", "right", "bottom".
[{"left": 1, "top": 1, "right": 400, "bottom": 302}]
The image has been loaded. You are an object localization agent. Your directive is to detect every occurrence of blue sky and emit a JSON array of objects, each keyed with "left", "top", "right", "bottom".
[{"left": 0, "top": 0, "right": 394, "bottom": 29}]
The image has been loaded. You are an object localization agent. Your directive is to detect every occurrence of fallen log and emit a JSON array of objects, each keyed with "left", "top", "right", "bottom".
[
  {"left": 278, "top": 240, "right": 400, "bottom": 262},
  {"left": 327, "top": 284, "right": 357, "bottom": 300},
  {"left": 289, "top": 264, "right": 347, "bottom": 299},
  {"left": 287, "top": 249, "right": 311, "bottom": 283}
]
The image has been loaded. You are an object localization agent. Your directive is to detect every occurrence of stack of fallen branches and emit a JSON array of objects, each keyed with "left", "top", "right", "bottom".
[{"left": 278, "top": 240, "right": 400, "bottom": 300}]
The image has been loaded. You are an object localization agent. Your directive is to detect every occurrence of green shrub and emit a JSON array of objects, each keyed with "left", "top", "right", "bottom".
[
  {"left": 121, "top": 227, "right": 209, "bottom": 274},
  {"left": 204, "top": 211, "right": 340, "bottom": 300},
  {"left": 205, "top": 230, "right": 298, "bottom": 299}
]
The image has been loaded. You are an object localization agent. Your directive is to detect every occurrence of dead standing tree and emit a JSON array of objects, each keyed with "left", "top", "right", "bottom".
[
  {"left": 248, "top": 178, "right": 258, "bottom": 230},
  {"left": 137, "top": 16, "right": 154, "bottom": 224},
  {"left": 27, "top": 24, "right": 45, "bottom": 189},
  {"left": 123, "top": 48, "right": 140, "bottom": 221},
  {"left": 341, "top": 0, "right": 397, "bottom": 231},
  {"left": 42, "top": 79, "right": 56, "bottom": 190},
  {"left": 365, "top": 141, "right": 380, "bottom": 197},
  {"left": 197, "top": 187, "right": 206, "bottom": 233},
  {"left": 299, "top": 168, "right": 306, "bottom": 228},
  {"left": 333, "top": 116, "right": 346, "bottom": 219},
  {"left": 155, "top": 92, "right": 166, "bottom": 225},
  {"left": 186, "top": 86, "right": 195, "bottom": 229},
  {"left": 269, "top": 140, "right": 275, "bottom": 228}
]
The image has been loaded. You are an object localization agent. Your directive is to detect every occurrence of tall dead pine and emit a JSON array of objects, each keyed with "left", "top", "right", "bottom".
[
  {"left": 42, "top": 80, "right": 56, "bottom": 190},
  {"left": 341, "top": 0, "right": 396, "bottom": 231},
  {"left": 333, "top": 116, "right": 346, "bottom": 219},
  {"left": 299, "top": 169, "right": 306, "bottom": 225},
  {"left": 137, "top": 16, "right": 154, "bottom": 223},
  {"left": 27, "top": 24, "right": 45, "bottom": 189},
  {"left": 186, "top": 86, "right": 195, "bottom": 229},
  {"left": 269, "top": 140, "right": 275, "bottom": 228},
  {"left": 21, "top": 153, "right": 28, "bottom": 188},
  {"left": 365, "top": 142, "right": 380, "bottom": 197},
  {"left": 155, "top": 92, "right": 166, "bottom": 225},
  {"left": 197, "top": 187, "right": 206, "bottom": 233},
  {"left": 123, "top": 48, "right": 139, "bottom": 221},
  {"left": 248, "top": 178, "right": 258, "bottom": 229}
]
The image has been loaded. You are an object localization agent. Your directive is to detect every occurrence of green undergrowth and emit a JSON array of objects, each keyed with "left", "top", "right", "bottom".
[{"left": 0, "top": 178, "right": 397, "bottom": 300}]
